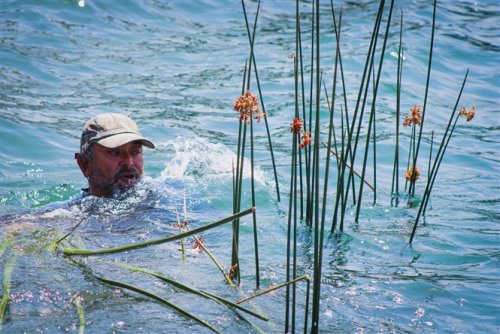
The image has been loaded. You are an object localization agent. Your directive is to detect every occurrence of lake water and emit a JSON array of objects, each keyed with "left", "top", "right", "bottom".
[{"left": 1, "top": 0, "right": 499, "bottom": 333}]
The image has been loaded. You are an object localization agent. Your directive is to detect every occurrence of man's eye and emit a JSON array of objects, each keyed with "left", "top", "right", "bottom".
[{"left": 110, "top": 151, "right": 120, "bottom": 156}]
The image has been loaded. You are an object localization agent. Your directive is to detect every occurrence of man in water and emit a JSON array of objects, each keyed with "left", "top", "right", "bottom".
[{"left": 75, "top": 113, "right": 155, "bottom": 197}]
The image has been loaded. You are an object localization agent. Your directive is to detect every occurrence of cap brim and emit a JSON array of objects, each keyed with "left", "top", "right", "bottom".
[{"left": 96, "top": 133, "right": 155, "bottom": 149}]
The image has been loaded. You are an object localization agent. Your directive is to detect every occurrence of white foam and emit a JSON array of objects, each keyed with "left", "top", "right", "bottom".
[{"left": 157, "top": 136, "right": 266, "bottom": 185}]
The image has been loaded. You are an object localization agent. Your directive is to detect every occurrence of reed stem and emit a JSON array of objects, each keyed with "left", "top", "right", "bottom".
[
  {"left": 241, "top": 0, "right": 281, "bottom": 202},
  {"left": 237, "top": 275, "right": 310, "bottom": 305},
  {"left": 62, "top": 208, "right": 255, "bottom": 256},
  {"left": 70, "top": 293, "right": 85, "bottom": 334},
  {"left": 392, "top": 9, "right": 403, "bottom": 206},
  {"left": 0, "top": 245, "right": 15, "bottom": 327},
  {"left": 409, "top": 0, "right": 437, "bottom": 196}
]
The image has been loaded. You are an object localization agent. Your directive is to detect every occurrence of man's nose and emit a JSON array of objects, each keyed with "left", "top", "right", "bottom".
[{"left": 119, "top": 152, "right": 134, "bottom": 167}]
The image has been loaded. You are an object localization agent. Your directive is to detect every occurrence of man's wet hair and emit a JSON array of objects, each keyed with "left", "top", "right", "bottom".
[{"left": 82, "top": 143, "right": 94, "bottom": 160}]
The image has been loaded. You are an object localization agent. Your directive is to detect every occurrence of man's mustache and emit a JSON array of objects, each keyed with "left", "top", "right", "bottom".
[{"left": 114, "top": 167, "right": 140, "bottom": 181}]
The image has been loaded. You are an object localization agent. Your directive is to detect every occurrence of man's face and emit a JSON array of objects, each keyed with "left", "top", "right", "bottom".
[{"left": 83, "top": 142, "right": 144, "bottom": 197}]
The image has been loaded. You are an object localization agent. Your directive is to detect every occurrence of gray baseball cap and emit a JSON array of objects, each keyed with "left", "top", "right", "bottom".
[{"left": 80, "top": 113, "right": 155, "bottom": 154}]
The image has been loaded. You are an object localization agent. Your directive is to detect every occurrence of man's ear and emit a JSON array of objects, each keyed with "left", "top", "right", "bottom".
[{"left": 76, "top": 153, "right": 91, "bottom": 178}]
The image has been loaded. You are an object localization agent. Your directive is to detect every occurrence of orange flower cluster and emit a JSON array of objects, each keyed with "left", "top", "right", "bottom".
[
  {"left": 405, "top": 165, "right": 420, "bottom": 182},
  {"left": 403, "top": 105, "right": 422, "bottom": 127},
  {"left": 234, "top": 91, "right": 264, "bottom": 123},
  {"left": 459, "top": 105, "right": 475, "bottom": 122},
  {"left": 290, "top": 117, "right": 302, "bottom": 133},
  {"left": 300, "top": 131, "right": 311, "bottom": 149}
]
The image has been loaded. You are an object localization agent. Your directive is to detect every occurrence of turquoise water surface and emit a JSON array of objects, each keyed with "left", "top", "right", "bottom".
[{"left": 1, "top": 0, "right": 499, "bottom": 333}]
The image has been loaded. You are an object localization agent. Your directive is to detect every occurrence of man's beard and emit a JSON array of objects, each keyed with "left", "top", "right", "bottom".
[{"left": 92, "top": 166, "right": 141, "bottom": 198}]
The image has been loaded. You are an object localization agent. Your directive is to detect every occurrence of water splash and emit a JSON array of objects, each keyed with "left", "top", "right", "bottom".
[{"left": 157, "top": 136, "right": 266, "bottom": 185}]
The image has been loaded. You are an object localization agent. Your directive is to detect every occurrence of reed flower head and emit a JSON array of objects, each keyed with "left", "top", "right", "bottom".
[
  {"left": 403, "top": 105, "right": 422, "bottom": 127},
  {"left": 459, "top": 105, "right": 475, "bottom": 122},
  {"left": 234, "top": 91, "right": 262, "bottom": 123},
  {"left": 299, "top": 131, "right": 311, "bottom": 149},
  {"left": 290, "top": 118, "right": 302, "bottom": 133},
  {"left": 405, "top": 165, "right": 420, "bottom": 182}
]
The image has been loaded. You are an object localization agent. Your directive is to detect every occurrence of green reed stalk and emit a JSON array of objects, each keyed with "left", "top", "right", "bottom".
[
  {"left": 310, "top": 0, "right": 322, "bottom": 331},
  {"left": 233, "top": 122, "right": 247, "bottom": 281},
  {"left": 237, "top": 274, "right": 310, "bottom": 303},
  {"left": 306, "top": 0, "right": 315, "bottom": 226},
  {"left": 241, "top": 0, "right": 281, "bottom": 202},
  {"left": 0, "top": 234, "right": 13, "bottom": 260},
  {"left": 322, "top": 81, "right": 339, "bottom": 166},
  {"left": 355, "top": 0, "right": 394, "bottom": 223},
  {"left": 297, "top": 4, "right": 308, "bottom": 221},
  {"left": 62, "top": 207, "right": 255, "bottom": 256},
  {"left": 0, "top": 242, "right": 15, "bottom": 327},
  {"left": 70, "top": 293, "right": 85, "bottom": 334},
  {"left": 232, "top": 62, "right": 248, "bottom": 283},
  {"left": 410, "top": 69, "right": 469, "bottom": 243},
  {"left": 372, "top": 66, "right": 377, "bottom": 205},
  {"left": 184, "top": 224, "right": 237, "bottom": 287},
  {"left": 249, "top": 112, "right": 260, "bottom": 289},
  {"left": 334, "top": 105, "right": 346, "bottom": 232},
  {"left": 243, "top": 1, "right": 261, "bottom": 289},
  {"left": 391, "top": 9, "right": 403, "bottom": 206},
  {"left": 409, "top": 0, "right": 437, "bottom": 196},
  {"left": 329, "top": 3, "right": 355, "bottom": 232},
  {"left": 292, "top": 6, "right": 301, "bottom": 330},
  {"left": 314, "top": 5, "right": 342, "bottom": 326},
  {"left": 292, "top": 138, "right": 298, "bottom": 334},
  {"left": 428, "top": 131, "right": 434, "bottom": 185},
  {"left": 285, "top": 126, "right": 297, "bottom": 334},
  {"left": 94, "top": 275, "right": 220, "bottom": 333},
  {"left": 176, "top": 209, "right": 186, "bottom": 261},
  {"left": 53, "top": 217, "right": 85, "bottom": 249},
  {"left": 335, "top": 4, "right": 357, "bottom": 211},
  {"left": 404, "top": 125, "right": 414, "bottom": 192},
  {"left": 332, "top": 0, "right": 385, "bottom": 231}
]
